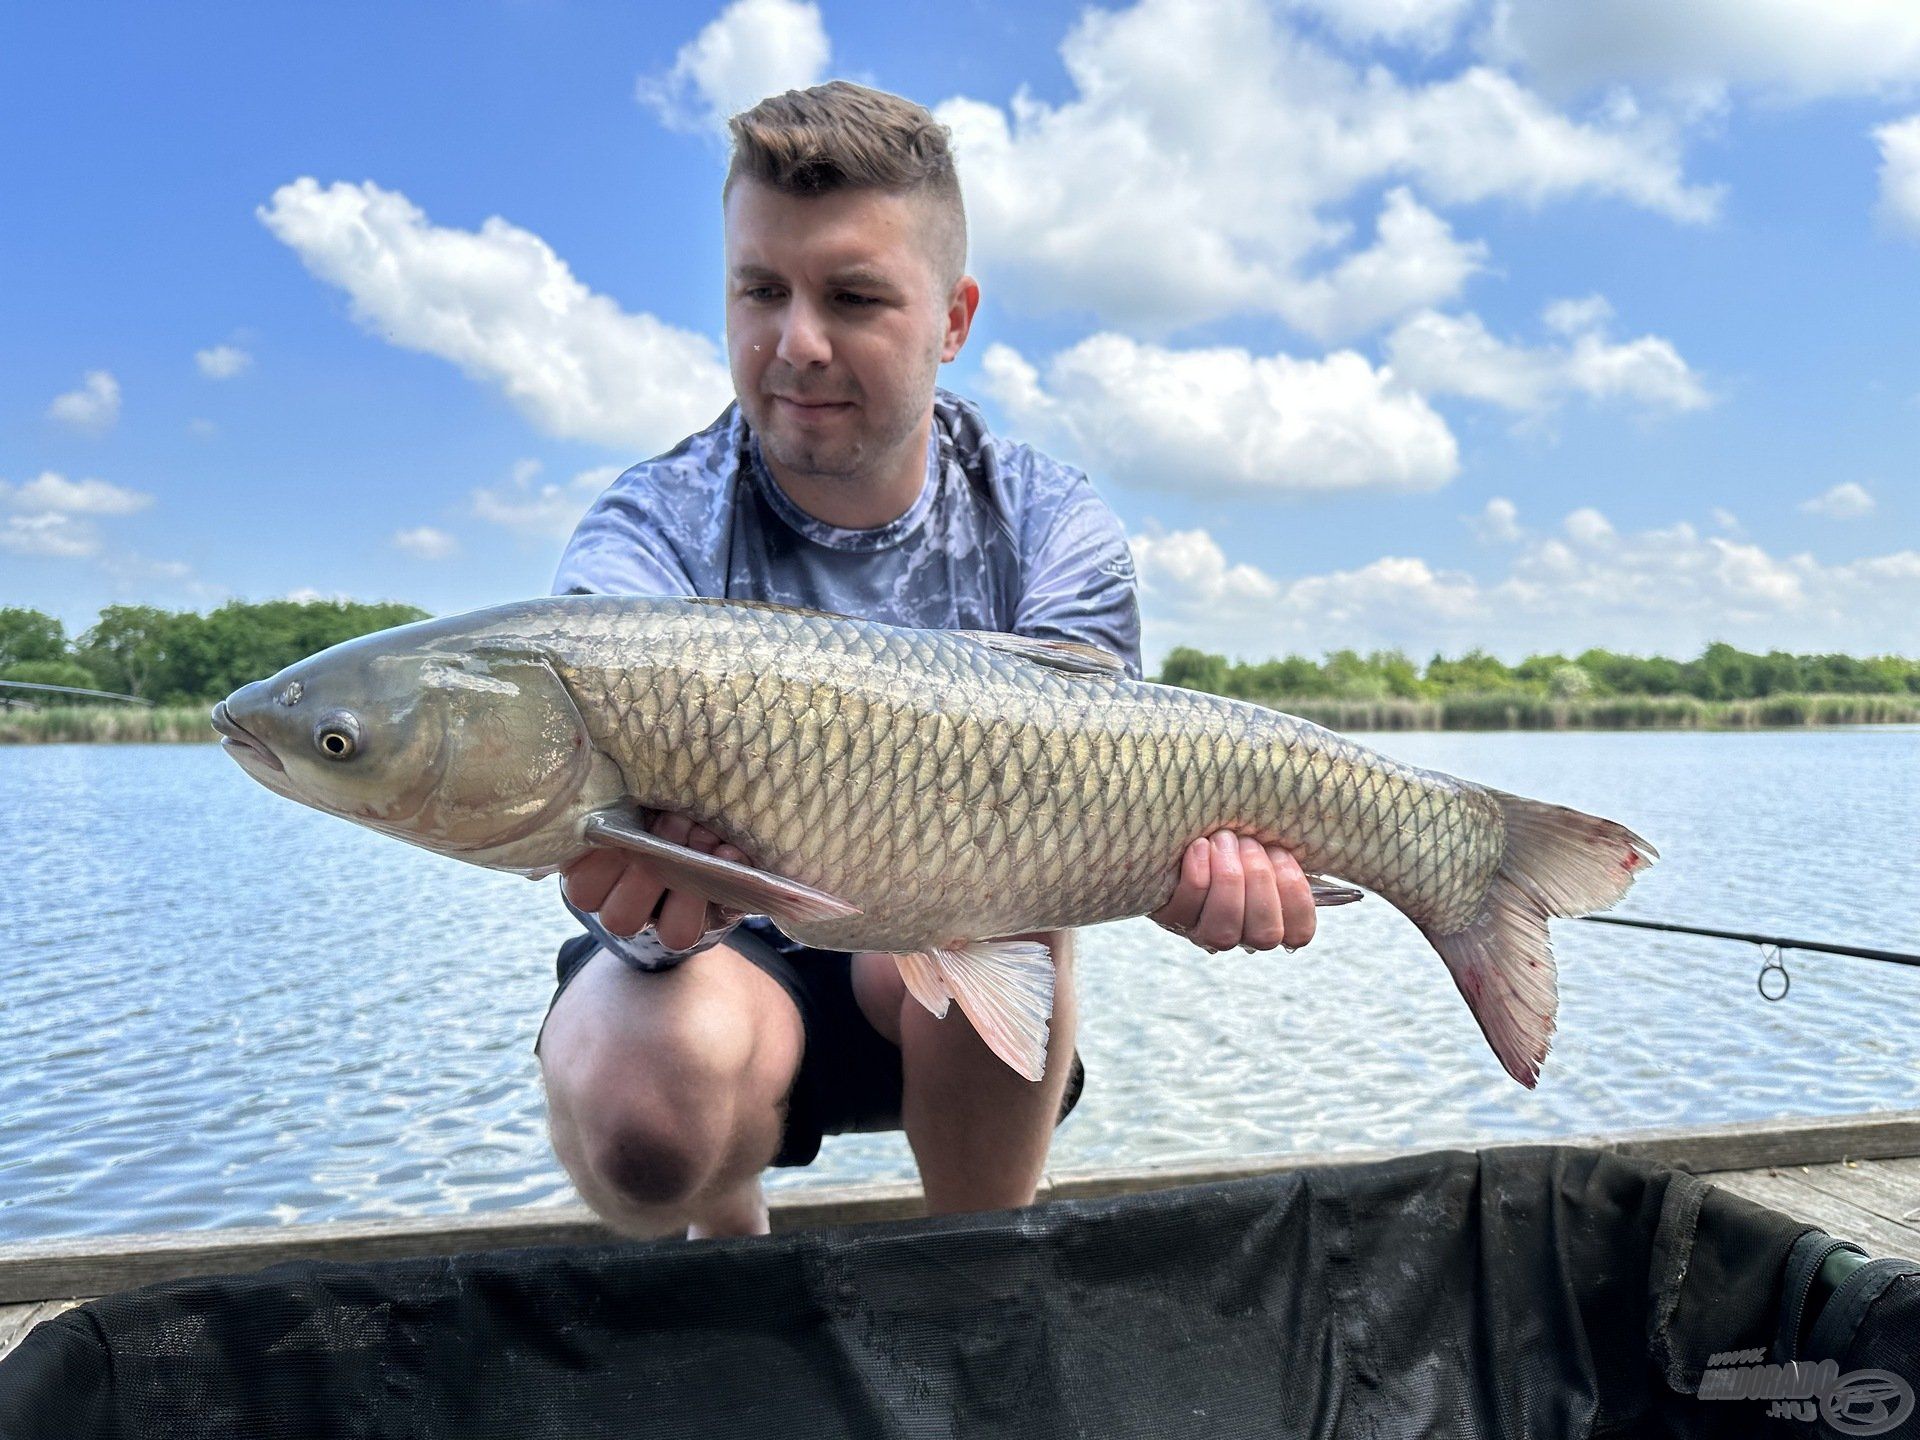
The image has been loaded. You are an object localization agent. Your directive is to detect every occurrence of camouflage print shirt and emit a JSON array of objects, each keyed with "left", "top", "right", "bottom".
[{"left": 552, "top": 386, "right": 1143, "bottom": 969}]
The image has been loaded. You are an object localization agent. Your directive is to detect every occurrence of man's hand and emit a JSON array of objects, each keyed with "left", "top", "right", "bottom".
[
  {"left": 560, "top": 812, "right": 747, "bottom": 951},
  {"left": 1151, "top": 831, "right": 1316, "bottom": 954}
]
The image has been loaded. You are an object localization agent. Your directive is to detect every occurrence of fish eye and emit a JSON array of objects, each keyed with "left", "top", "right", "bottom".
[{"left": 313, "top": 711, "right": 361, "bottom": 761}]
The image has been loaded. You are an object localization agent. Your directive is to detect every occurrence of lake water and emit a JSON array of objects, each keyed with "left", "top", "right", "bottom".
[{"left": 2, "top": 729, "right": 1916, "bottom": 1241}]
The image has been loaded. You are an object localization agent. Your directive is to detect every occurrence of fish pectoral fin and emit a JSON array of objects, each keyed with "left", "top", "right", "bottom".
[
  {"left": 894, "top": 953, "right": 951, "bottom": 1019},
  {"left": 960, "top": 631, "right": 1129, "bottom": 679},
  {"left": 922, "top": 940, "right": 1057, "bottom": 1082},
  {"left": 581, "top": 810, "right": 861, "bottom": 927},
  {"left": 1306, "top": 876, "right": 1365, "bottom": 907}
]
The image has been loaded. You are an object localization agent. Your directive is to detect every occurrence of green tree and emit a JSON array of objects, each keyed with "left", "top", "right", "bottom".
[
  {"left": 75, "top": 605, "right": 178, "bottom": 700},
  {"left": 0, "top": 607, "right": 66, "bottom": 671},
  {"left": 1159, "top": 646, "right": 1230, "bottom": 693}
]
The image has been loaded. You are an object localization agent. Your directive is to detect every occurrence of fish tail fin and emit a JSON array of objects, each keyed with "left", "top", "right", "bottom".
[{"left": 1424, "top": 791, "right": 1658, "bottom": 1089}]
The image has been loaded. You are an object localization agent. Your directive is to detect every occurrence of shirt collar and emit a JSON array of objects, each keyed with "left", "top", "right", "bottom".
[{"left": 741, "top": 411, "right": 942, "bottom": 554}]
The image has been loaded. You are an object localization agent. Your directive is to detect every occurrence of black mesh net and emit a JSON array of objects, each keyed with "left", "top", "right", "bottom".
[{"left": 2, "top": 1144, "right": 1914, "bottom": 1438}]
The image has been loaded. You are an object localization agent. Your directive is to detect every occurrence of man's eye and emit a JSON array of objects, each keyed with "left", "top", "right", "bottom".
[
  {"left": 837, "top": 292, "right": 879, "bottom": 307},
  {"left": 743, "top": 286, "right": 782, "bottom": 302}
]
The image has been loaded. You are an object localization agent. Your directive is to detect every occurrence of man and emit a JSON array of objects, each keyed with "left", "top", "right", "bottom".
[{"left": 534, "top": 81, "right": 1318, "bottom": 1241}]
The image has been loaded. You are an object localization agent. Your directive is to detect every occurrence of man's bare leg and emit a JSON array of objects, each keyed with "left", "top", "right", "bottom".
[
  {"left": 854, "top": 931, "right": 1078, "bottom": 1215},
  {"left": 538, "top": 944, "right": 804, "bottom": 1239}
]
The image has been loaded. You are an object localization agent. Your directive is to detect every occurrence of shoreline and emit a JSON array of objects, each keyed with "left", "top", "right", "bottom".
[{"left": 3, "top": 694, "right": 1919, "bottom": 743}]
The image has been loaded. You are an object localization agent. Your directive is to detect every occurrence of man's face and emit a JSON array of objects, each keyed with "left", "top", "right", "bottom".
[{"left": 724, "top": 178, "right": 973, "bottom": 485}]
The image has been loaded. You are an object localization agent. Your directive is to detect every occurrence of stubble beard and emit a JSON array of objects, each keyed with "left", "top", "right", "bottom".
[{"left": 753, "top": 352, "right": 939, "bottom": 490}]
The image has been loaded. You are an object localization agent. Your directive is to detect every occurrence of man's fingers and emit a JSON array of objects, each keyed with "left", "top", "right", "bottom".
[
  {"left": 599, "top": 862, "right": 666, "bottom": 939},
  {"left": 655, "top": 825, "right": 722, "bottom": 950},
  {"left": 1237, "top": 837, "right": 1285, "bottom": 950},
  {"left": 651, "top": 811, "right": 696, "bottom": 845},
  {"left": 1269, "top": 844, "right": 1317, "bottom": 951},
  {"left": 561, "top": 848, "right": 627, "bottom": 914},
  {"left": 1151, "top": 837, "right": 1210, "bottom": 933},
  {"left": 1193, "top": 830, "right": 1246, "bottom": 950}
]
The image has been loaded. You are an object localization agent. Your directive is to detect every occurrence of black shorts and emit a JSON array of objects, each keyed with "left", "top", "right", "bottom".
[{"left": 535, "top": 923, "right": 1084, "bottom": 1169}]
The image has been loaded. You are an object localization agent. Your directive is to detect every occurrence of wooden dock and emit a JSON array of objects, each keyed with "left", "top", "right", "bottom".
[{"left": 6, "top": 1108, "right": 1919, "bottom": 1366}]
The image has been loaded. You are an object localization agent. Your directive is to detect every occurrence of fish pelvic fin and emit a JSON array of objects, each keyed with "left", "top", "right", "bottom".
[
  {"left": 906, "top": 940, "right": 1057, "bottom": 1082},
  {"left": 1427, "top": 792, "right": 1658, "bottom": 1090},
  {"left": 895, "top": 952, "right": 951, "bottom": 1019}
]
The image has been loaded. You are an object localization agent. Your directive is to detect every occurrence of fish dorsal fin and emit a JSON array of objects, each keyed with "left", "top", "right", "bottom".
[
  {"left": 677, "top": 596, "right": 851, "bottom": 621},
  {"left": 962, "top": 631, "right": 1128, "bottom": 679}
]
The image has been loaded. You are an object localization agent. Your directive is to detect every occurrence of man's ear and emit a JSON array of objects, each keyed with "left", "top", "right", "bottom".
[{"left": 942, "top": 275, "right": 981, "bottom": 362}]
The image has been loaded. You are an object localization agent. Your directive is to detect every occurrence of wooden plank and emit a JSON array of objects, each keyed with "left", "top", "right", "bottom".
[
  {"left": 2, "top": 1108, "right": 1916, "bottom": 1306},
  {"left": 1704, "top": 1169, "right": 1920, "bottom": 1258},
  {"left": 0, "top": 1205, "right": 617, "bottom": 1308},
  {"left": 1595, "top": 1108, "right": 1920, "bottom": 1173},
  {"left": 0, "top": 1180, "right": 935, "bottom": 1307},
  {"left": 1768, "top": 1157, "right": 1920, "bottom": 1241},
  {"left": 0, "top": 1298, "right": 86, "bottom": 1366}
]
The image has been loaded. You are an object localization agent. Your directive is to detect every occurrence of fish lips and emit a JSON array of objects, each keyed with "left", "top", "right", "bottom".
[{"left": 211, "top": 699, "right": 285, "bottom": 774}]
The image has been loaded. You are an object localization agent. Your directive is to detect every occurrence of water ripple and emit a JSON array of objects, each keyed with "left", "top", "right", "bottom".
[{"left": 1, "top": 730, "right": 1916, "bottom": 1239}]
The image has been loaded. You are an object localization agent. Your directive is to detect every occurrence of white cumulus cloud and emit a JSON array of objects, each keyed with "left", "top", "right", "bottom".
[
  {"left": 1492, "top": 0, "right": 1920, "bottom": 103},
  {"left": 0, "top": 470, "right": 153, "bottom": 561},
  {"left": 1124, "top": 511, "right": 1920, "bottom": 667},
  {"left": 195, "top": 344, "right": 253, "bottom": 379},
  {"left": 472, "top": 459, "right": 624, "bottom": 540},
  {"left": 259, "top": 178, "right": 732, "bottom": 453},
  {"left": 1472, "top": 496, "right": 1524, "bottom": 543},
  {"left": 391, "top": 526, "right": 459, "bottom": 559},
  {"left": 47, "top": 371, "right": 121, "bottom": 431},
  {"left": 637, "top": 0, "right": 830, "bottom": 134},
  {"left": 1386, "top": 300, "right": 1709, "bottom": 414},
  {"left": 1288, "top": 0, "right": 1475, "bottom": 48},
  {"left": 1, "top": 513, "right": 98, "bottom": 559},
  {"left": 982, "top": 335, "right": 1459, "bottom": 496},
  {"left": 0, "top": 472, "right": 152, "bottom": 517},
  {"left": 1875, "top": 115, "right": 1920, "bottom": 239},
  {"left": 937, "top": 0, "right": 1714, "bottom": 334},
  {"left": 1800, "top": 482, "right": 1876, "bottom": 519}
]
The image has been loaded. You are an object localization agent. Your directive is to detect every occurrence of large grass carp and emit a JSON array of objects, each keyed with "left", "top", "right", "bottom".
[{"left": 213, "top": 595, "right": 1656, "bottom": 1086}]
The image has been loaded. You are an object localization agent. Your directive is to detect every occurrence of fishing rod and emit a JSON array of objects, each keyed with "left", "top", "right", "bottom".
[
  {"left": 1577, "top": 913, "right": 1920, "bottom": 1000},
  {"left": 0, "top": 679, "right": 152, "bottom": 707}
]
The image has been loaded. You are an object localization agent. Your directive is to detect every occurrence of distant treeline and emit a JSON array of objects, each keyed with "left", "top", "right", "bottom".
[
  {"left": 1157, "top": 642, "right": 1920, "bottom": 704},
  {"left": 6, "top": 603, "right": 1919, "bottom": 738},
  {"left": 0, "top": 601, "right": 428, "bottom": 705}
]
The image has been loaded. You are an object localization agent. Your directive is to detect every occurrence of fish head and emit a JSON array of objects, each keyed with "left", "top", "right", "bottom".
[{"left": 213, "top": 624, "right": 622, "bottom": 875}]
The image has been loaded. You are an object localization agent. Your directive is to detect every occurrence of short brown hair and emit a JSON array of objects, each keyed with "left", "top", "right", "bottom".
[{"left": 725, "top": 80, "right": 968, "bottom": 288}]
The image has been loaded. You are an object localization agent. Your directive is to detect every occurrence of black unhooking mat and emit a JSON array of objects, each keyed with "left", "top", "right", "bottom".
[{"left": 2, "top": 1145, "right": 1916, "bottom": 1438}]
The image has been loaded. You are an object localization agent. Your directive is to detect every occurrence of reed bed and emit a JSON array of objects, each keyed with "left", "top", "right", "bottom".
[
  {"left": 2, "top": 693, "right": 1916, "bottom": 745},
  {"left": 1269, "top": 692, "right": 1920, "bottom": 731},
  {"left": 0, "top": 705, "right": 215, "bottom": 744}
]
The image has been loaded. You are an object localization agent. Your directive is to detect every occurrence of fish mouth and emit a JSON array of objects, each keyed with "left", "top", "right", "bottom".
[{"left": 210, "top": 700, "right": 284, "bottom": 773}]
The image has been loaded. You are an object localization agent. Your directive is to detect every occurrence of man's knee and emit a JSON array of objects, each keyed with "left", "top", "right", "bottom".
[
  {"left": 537, "top": 946, "right": 801, "bottom": 1215},
  {"left": 584, "top": 1106, "right": 721, "bottom": 1209}
]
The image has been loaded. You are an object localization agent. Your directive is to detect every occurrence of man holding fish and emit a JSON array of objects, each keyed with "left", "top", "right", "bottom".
[{"left": 533, "top": 82, "right": 1320, "bottom": 1240}]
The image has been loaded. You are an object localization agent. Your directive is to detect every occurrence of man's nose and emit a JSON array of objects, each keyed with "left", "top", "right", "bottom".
[{"left": 775, "top": 296, "right": 831, "bottom": 368}]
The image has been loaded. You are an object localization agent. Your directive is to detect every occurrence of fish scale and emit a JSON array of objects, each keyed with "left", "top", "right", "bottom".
[{"left": 549, "top": 599, "right": 1508, "bottom": 951}]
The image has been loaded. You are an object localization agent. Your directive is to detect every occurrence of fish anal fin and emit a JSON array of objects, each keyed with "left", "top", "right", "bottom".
[
  {"left": 581, "top": 810, "right": 860, "bottom": 927},
  {"left": 926, "top": 940, "right": 1056, "bottom": 1082}
]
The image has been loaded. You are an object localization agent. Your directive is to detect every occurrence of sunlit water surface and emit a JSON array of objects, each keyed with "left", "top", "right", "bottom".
[{"left": 2, "top": 728, "right": 1915, "bottom": 1240}]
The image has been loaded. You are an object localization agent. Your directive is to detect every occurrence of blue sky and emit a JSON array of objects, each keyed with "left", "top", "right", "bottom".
[{"left": 5, "top": 0, "right": 1919, "bottom": 665}]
